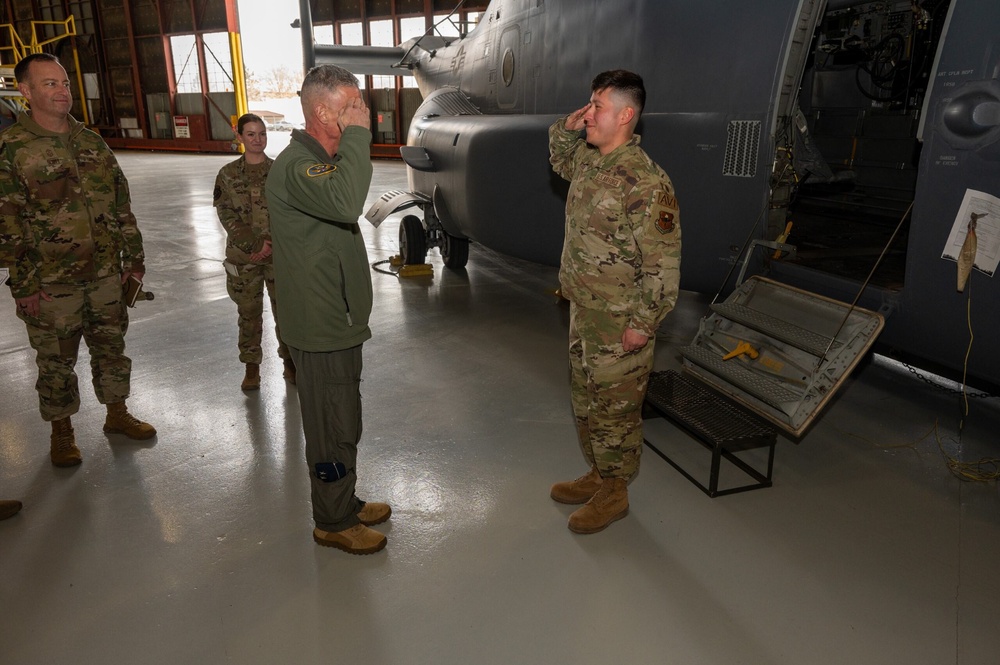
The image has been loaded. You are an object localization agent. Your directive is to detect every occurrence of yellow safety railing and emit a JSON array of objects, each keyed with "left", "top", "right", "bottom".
[{"left": 0, "top": 17, "right": 87, "bottom": 123}]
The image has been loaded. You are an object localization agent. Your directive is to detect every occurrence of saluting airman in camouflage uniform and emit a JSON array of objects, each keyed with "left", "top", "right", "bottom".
[
  {"left": 213, "top": 113, "right": 293, "bottom": 391},
  {"left": 0, "top": 54, "right": 156, "bottom": 468},
  {"left": 548, "top": 70, "right": 681, "bottom": 534}
]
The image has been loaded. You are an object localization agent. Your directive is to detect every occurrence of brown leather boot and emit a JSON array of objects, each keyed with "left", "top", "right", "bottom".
[
  {"left": 241, "top": 363, "right": 260, "bottom": 390},
  {"left": 550, "top": 466, "right": 602, "bottom": 504},
  {"left": 282, "top": 358, "right": 296, "bottom": 385},
  {"left": 50, "top": 417, "right": 82, "bottom": 467},
  {"left": 104, "top": 402, "right": 157, "bottom": 440},
  {"left": 313, "top": 524, "right": 387, "bottom": 554},
  {"left": 0, "top": 499, "right": 23, "bottom": 520},
  {"left": 357, "top": 502, "right": 391, "bottom": 526},
  {"left": 567, "top": 477, "right": 629, "bottom": 534}
]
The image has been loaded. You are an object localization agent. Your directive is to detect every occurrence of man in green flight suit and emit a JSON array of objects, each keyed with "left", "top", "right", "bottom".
[{"left": 266, "top": 65, "right": 391, "bottom": 555}]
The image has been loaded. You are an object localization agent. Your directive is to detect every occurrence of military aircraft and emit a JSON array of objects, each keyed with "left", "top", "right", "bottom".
[{"left": 301, "top": 0, "right": 1000, "bottom": 392}]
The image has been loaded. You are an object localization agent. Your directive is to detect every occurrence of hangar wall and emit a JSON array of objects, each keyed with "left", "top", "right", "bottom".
[
  {"left": 0, "top": 0, "right": 243, "bottom": 152},
  {"left": 0, "top": 0, "right": 486, "bottom": 155}
]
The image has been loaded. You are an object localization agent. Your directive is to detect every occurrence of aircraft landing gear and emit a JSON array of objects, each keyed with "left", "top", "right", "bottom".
[
  {"left": 441, "top": 232, "right": 469, "bottom": 269},
  {"left": 399, "top": 215, "right": 427, "bottom": 265},
  {"left": 383, "top": 197, "right": 470, "bottom": 269},
  {"left": 397, "top": 209, "right": 469, "bottom": 270}
]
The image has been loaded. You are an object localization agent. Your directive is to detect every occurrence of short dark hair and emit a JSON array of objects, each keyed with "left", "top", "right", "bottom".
[
  {"left": 14, "top": 53, "right": 60, "bottom": 83},
  {"left": 591, "top": 69, "right": 645, "bottom": 115},
  {"left": 237, "top": 113, "right": 264, "bottom": 134}
]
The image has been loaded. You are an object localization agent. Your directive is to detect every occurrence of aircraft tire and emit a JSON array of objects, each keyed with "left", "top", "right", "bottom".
[
  {"left": 399, "top": 215, "right": 427, "bottom": 264},
  {"left": 442, "top": 233, "right": 469, "bottom": 270}
]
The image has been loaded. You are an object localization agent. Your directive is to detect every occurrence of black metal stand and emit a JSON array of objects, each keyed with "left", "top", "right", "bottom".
[{"left": 643, "top": 370, "right": 777, "bottom": 497}]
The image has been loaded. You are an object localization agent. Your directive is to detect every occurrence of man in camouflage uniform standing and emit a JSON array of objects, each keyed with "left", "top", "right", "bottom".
[
  {"left": 548, "top": 70, "right": 681, "bottom": 534},
  {"left": 213, "top": 113, "right": 293, "bottom": 391},
  {"left": 0, "top": 53, "right": 155, "bottom": 468}
]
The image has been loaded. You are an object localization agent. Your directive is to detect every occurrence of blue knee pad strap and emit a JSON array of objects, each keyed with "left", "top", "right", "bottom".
[{"left": 315, "top": 462, "right": 349, "bottom": 483}]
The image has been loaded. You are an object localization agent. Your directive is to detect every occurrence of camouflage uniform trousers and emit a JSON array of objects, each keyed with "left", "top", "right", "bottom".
[
  {"left": 568, "top": 301, "right": 655, "bottom": 480},
  {"left": 16, "top": 274, "right": 131, "bottom": 422},
  {"left": 226, "top": 262, "right": 289, "bottom": 364}
]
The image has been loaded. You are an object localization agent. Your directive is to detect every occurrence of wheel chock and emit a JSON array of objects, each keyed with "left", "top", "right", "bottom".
[{"left": 399, "top": 263, "right": 433, "bottom": 277}]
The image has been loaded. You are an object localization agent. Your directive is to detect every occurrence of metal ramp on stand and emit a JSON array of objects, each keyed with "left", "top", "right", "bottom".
[
  {"left": 644, "top": 276, "right": 885, "bottom": 496},
  {"left": 644, "top": 370, "right": 777, "bottom": 497}
]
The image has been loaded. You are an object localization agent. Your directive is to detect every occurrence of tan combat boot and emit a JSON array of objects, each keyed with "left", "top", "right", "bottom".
[
  {"left": 241, "top": 363, "right": 260, "bottom": 390},
  {"left": 0, "top": 499, "right": 23, "bottom": 520},
  {"left": 567, "top": 477, "right": 629, "bottom": 534},
  {"left": 550, "top": 466, "right": 602, "bottom": 504},
  {"left": 104, "top": 402, "right": 157, "bottom": 440},
  {"left": 282, "top": 358, "right": 296, "bottom": 385},
  {"left": 50, "top": 417, "right": 82, "bottom": 467},
  {"left": 313, "top": 524, "right": 387, "bottom": 554},
  {"left": 357, "top": 502, "right": 392, "bottom": 526}
]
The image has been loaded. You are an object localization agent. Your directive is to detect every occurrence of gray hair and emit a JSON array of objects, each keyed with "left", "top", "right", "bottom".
[{"left": 300, "top": 65, "right": 360, "bottom": 109}]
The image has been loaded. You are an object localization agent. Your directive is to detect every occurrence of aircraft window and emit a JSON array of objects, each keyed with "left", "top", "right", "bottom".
[{"left": 502, "top": 49, "right": 515, "bottom": 86}]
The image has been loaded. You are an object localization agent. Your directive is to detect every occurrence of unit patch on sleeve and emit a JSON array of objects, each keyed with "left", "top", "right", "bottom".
[
  {"left": 657, "top": 191, "right": 678, "bottom": 209},
  {"left": 306, "top": 163, "right": 338, "bottom": 177},
  {"left": 654, "top": 210, "right": 675, "bottom": 235}
]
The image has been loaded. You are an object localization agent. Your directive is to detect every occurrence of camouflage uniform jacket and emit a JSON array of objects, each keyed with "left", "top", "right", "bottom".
[
  {"left": 213, "top": 154, "right": 273, "bottom": 265},
  {"left": 266, "top": 126, "right": 374, "bottom": 353},
  {"left": 0, "top": 111, "right": 144, "bottom": 300},
  {"left": 549, "top": 117, "right": 681, "bottom": 337}
]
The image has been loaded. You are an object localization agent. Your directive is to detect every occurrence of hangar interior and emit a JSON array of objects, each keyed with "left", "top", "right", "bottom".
[
  {"left": 1, "top": 149, "right": 998, "bottom": 665},
  {"left": 1, "top": 1, "right": 999, "bottom": 663},
  {"left": 0, "top": 0, "right": 486, "bottom": 153}
]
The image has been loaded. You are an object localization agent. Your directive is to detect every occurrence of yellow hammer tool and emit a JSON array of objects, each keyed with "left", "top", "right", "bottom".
[{"left": 722, "top": 341, "right": 760, "bottom": 361}]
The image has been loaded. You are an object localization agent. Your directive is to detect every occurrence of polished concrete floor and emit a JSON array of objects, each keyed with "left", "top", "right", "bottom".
[{"left": 1, "top": 142, "right": 999, "bottom": 665}]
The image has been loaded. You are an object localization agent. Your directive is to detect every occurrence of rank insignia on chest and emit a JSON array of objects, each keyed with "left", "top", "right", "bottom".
[
  {"left": 655, "top": 210, "right": 675, "bottom": 235},
  {"left": 594, "top": 172, "right": 623, "bottom": 188},
  {"left": 306, "top": 163, "right": 337, "bottom": 177}
]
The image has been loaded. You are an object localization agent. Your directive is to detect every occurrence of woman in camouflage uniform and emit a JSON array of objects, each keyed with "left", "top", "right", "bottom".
[{"left": 213, "top": 114, "right": 294, "bottom": 390}]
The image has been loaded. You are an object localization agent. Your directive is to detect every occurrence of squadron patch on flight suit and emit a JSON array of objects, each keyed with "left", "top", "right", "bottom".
[{"left": 306, "top": 164, "right": 337, "bottom": 177}]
